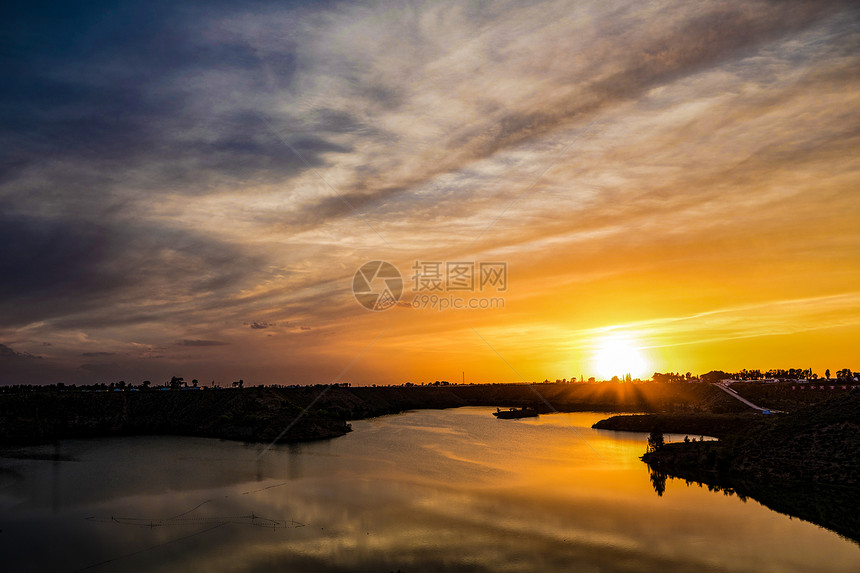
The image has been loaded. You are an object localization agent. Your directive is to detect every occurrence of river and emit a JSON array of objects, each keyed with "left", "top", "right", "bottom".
[{"left": 0, "top": 408, "right": 857, "bottom": 572}]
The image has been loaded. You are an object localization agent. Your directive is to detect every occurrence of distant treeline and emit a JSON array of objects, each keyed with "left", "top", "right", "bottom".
[
  {"left": 0, "top": 377, "right": 355, "bottom": 394},
  {"left": 694, "top": 368, "right": 859, "bottom": 383},
  {"left": 2, "top": 366, "right": 858, "bottom": 395}
]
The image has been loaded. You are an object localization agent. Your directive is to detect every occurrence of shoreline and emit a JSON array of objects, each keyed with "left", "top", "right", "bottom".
[
  {"left": 638, "top": 392, "right": 860, "bottom": 543},
  {"left": 591, "top": 412, "right": 761, "bottom": 439},
  {"left": 0, "top": 381, "right": 745, "bottom": 445},
  {"left": 3, "top": 383, "right": 857, "bottom": 543}
]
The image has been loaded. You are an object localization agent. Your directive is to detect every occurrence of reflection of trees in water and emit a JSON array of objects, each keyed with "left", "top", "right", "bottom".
[
  {"left": 646, "top": 429, "right": 668, "bottom": 496},
  {"left": 648, "top": 466, "right": 750, "bottom": 500},
  {"left": 643, "top": 462, "right": 859, "bottom": 544},
  {"left": 649, "top": 467, "right": 666, "bottom": 496}
]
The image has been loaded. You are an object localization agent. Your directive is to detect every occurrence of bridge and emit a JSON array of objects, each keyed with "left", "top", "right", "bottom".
[{"left": 711, "top": 382, "right": 786, "bottom": 413}]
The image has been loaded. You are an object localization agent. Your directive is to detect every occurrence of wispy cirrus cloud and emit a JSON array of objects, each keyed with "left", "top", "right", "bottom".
[
  {"left": 1, "top": 0, "right": 858, "bottom": 384},
  {"left": 586, "top": 293, "right": 860, "bottom": 349},
  {"left": 180, "top": 339, "right": 230, "bottom": 347}
]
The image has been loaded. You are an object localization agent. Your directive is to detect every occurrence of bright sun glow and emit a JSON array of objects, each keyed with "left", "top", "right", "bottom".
[{"left": 593, "top": 335, "right": 649, "bottom": 380}]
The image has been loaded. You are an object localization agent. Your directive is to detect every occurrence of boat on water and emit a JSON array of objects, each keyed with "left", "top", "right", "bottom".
[{"left": 493, "top": 407, "right": 538, "bottom": 419}]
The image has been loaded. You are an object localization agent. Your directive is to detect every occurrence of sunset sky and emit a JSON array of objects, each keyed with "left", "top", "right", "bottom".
[{"left": 2, "top": 0, "right": 859, "bottom": 386}]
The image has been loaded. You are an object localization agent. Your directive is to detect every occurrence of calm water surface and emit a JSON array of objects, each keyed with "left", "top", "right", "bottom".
[{"left": 0, "top": 408, "right": 857, "bottom": 572}]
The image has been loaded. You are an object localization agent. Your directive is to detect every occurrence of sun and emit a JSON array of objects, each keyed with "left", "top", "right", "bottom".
[{"left": 593, "top": 334, "right": 649, "bottom": 380}]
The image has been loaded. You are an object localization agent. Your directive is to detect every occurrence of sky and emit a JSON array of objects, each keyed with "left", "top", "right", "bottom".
[{"left": 1, "top": 0, "right": 859, "bottom": 386}]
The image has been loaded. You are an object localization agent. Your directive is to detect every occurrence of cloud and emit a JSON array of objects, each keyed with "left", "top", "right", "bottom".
[
  {"left": 247, "top": 0, "right": 851, "bottom": 230},
  {"left": 78, "top": 362, "right": 123, "bottom": 375},
  {"left": 0, "top": 3, "right": 352, "bottom": 225},
  {"left": 1, "top": 0, "right": 858, "bottom": 384},
  {"left": 0, "top": 214, "right": 113, "bottom": 301},
  {"left": 0, "top": 343, "right": 79, "bottom": 386},
  {"left": 81, "top": 351, "right": 115, "bottom": 357},
  {"left": 0, "top": 211, "right": 265, "bottom": 329},
  {"left": 575, "top": 293, "right": 860, "bottom": 350},
  {"left": 0, "top": 343, "right": 41, "bottom": 360},
  {"left": 180, "top": 339, "right": 230, "bottom": 347}
]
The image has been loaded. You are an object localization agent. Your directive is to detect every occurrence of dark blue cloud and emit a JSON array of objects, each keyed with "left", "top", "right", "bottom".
[
  {"left": 0, "top": 0, "right": 347, "bottom": 199},
  {"left": 0, "top": 211, "right": 263, "bottom": 328},
  {"left": 0, "top": 213, "right": 111, "bottom": 300}
]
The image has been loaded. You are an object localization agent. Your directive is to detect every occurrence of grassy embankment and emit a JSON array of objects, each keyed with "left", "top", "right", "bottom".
[{"left": 640, "top": 389, "right": 860, "bottom": 543}]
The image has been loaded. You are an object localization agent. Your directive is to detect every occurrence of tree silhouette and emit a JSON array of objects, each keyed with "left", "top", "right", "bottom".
[
  {"left": 647, "top": 428, "right": 665, "bottom": 453},
  {"left": 701, "top": 370, "right": 730, "bottom": 383}
]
